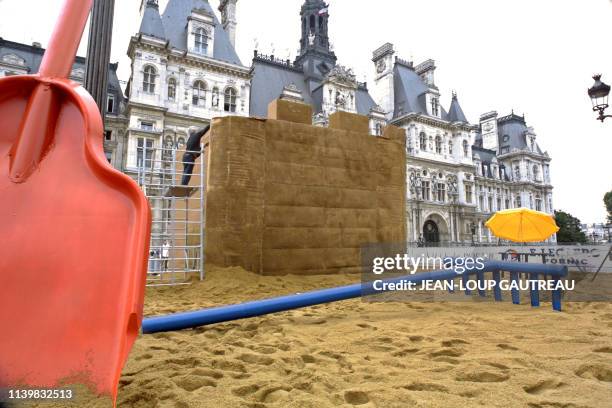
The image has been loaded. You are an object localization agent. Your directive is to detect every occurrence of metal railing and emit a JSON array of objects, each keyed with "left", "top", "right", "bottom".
[{"left": 136, "top": 145, "right": 205, "bottom": 286}]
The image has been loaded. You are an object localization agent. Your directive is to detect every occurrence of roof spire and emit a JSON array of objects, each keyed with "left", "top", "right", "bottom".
[
  {"left": 139, "top": 0, "right": 165, "bottom": 39},
  {"left": 448, "top": 91, "right": 468, "bottom": 123}
]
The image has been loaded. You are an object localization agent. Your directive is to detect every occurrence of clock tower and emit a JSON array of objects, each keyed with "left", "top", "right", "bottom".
[{"left": 371, "top": 42, "right": 395, "bottom": 120}]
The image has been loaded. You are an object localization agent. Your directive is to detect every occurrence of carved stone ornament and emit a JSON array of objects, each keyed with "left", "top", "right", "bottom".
[
  {"left": 1, "top": 53, "right": 26, "bottom": 66},
  {"left": 326, "top": 64, "right": 357, "bottom": 87},
  {"left": 308, "top": 31, "right": 315, "bottom": 46}
]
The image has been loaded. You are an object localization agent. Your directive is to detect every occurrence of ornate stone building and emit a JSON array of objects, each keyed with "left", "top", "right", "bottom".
[
  {"left": 120, "top": 0, "right": 251, "bottom": 177},
  {"left": 2, "top": 0, "right": 556, "bottom": 246},
  {"left": 249, "top": 0, "right": 386, "bottom": 135},
  {"left": 0, "top": 37, "right": 127, "bottom": 167},
  {"left": 372, "top": 43, "right": 554, "bottom": 244},
  {"left": 249, "top": 1, "right": 555, "bottom": 245}
]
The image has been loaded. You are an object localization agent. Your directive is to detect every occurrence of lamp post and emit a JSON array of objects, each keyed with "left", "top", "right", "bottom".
[
  {"left": 588, "top": 74, "right": 612, "bottom": 122},
  {"left": 409, "top": 170, "right": 423, "bottom": 245},
  {"left": 447, "top": 175, "right": 459, "bottom": 245},
  {"left": 605, "top": 224, "right": 611, "bottom": 243}
]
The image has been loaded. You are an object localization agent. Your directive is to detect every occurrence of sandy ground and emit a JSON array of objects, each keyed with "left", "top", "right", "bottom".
[{"left": 102, "top": 266, "right": 611, "bottom": 408}]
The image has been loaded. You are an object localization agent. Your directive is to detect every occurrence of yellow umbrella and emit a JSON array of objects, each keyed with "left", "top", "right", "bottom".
[{"left": 485, "top": 208, "right": 560, "bottom": 243}]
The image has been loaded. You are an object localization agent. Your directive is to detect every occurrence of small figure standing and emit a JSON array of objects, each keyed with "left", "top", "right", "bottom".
[
  {"left": 417, "top": 235, "right": 425, "bottom": 248},
  {"left": 162, "top": 240, "right": 170, "bottom": 271}
]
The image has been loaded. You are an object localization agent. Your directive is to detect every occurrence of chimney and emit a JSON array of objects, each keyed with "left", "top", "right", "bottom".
[{"left": 218, "top": 0, "right": 238, "bottom": 48}]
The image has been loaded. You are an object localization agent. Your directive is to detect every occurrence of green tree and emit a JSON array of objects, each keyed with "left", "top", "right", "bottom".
[
  {"left": 604, "top": 190, "right": 612, "bottom": 224},
  {"left": 554, "top": 210, "right": 587, "bottom": 244}
]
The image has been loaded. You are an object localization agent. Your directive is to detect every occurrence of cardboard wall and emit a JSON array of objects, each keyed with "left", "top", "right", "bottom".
[{"left": 204, "top": 99, "right": 406, "bottom": 275}]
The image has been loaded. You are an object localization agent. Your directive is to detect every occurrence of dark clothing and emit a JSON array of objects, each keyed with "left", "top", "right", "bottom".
[
  {"left": 182, "top": 154, "right": 196, "bottom": 186},
  {"left": 181, "top": 125, "right": 209, "bottom": 186}
]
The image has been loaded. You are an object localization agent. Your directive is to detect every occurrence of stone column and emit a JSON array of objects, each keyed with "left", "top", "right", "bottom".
[{"left": 84, "top": 0, "right": 115, "bottom": 123}]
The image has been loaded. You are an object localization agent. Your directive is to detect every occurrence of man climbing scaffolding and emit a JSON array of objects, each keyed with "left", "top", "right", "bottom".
[{"left": 181, "top": 125, "right": 209, "bottom": 186}]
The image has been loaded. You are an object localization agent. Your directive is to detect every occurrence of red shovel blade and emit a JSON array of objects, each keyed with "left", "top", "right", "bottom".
[
  {"left": 0, "top": 78, "right": 151, "bottom": 403},
  {"left": 0, "top": 0, "right": 150, "bottom": 404}
]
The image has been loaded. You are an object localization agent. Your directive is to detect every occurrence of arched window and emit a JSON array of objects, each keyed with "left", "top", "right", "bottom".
[
  {"left": 224, "top": 87, "right": 237, "bottom": 112},
  {"left": 435, "top": 136, "right": 442, "bottom": 154},
  {"left": 143, "top": 65, "right": 157, "bottom": 93},
  {"left": 212, "top": 87, "right": 220, "bottom": 108},
  {"left": 463, "top": 140, "right": 469, "bottom": 157},
  {"left": 419, "top": 132, "right": 427, "bottom": 150},
  {"left": 192, "top": 80, "right": 207, "bottom": 106},
  {"left": 448, "top": 140, "right": 453, "bottom": 155},
  {"left": 167, "top": 78, "right": 177, "bottom": 101},
  {"left": 194, "top": 27, "right": 208, "bottom": 54}
]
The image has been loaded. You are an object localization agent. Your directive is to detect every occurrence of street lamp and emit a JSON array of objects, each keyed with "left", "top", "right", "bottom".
[
  {"left": 606, "top": 224, "right": 612, "bottom": 243},
  {"left": 588, "top": 74, "right": 612, "bottom": 122},
  {"left": 409, "top": 170, "right": 423, "bottom": 245}
]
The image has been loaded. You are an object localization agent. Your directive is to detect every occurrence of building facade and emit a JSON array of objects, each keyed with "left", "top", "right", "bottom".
[
  {"left": 122, "top": 0, "right": 250, "bottom": 177},
  {"left": 2, "top": 0, "right": 557, "bottom": 247},
  {"left": 249, "top": 0, "right": 386, "bottom": 134},
  {"left": 249, "top": 1, "right": 556, "bottom": 246},
  {"left": 0, "top": 37, "right": 127, "bottom": 167},
  {"left": 372, "top": 42, "right": 554, "bottom": 244}
]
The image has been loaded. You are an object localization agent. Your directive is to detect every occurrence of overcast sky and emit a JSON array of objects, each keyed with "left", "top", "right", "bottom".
[{"left": 1, "top": 0, "right": 611, "bottom": 224}]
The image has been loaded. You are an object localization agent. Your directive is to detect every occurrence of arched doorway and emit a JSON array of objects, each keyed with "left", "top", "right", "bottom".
[{"left": 423, "top": 220, "right": 440, "bottom": 245}]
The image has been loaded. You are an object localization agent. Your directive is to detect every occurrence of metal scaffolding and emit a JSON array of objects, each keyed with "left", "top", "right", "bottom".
[{"left": 137, "top": 144, "right": 204, "bottom": 286}]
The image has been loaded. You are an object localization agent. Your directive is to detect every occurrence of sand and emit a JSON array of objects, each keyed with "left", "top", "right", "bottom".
[{"left": 105, "top": 266, "right": 612, "bottom": 408}]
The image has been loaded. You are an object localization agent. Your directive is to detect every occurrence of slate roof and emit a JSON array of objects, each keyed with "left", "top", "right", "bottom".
[
  {"left": 140, "top": 1, "right": 166, "bottom": 40},
  {"left": 447, "top": 93, "right": 468, "bottom": 123},
  {"left": 250, "top": 61, "right": 314, "bottom": 117},
  {"left": 0, "top": 38, "right": 124, "bottom": 114},
  {"left": 152, "top": 0, "right": 242, "bottom": 66},
  {"left": 393, "top": 63, "right": 429, "bottom": 118},
  {"left": 496, "top": 114, "right": 543, "bottom": 154},
  {"left": 355, "top": 88, "right": 377, "bottom": 114},
  {"left": 249, "top": 57, "right": 377, "bottom": 118},
  {"left": 393, "top": 62, "right": 453, "bottom": 121}
]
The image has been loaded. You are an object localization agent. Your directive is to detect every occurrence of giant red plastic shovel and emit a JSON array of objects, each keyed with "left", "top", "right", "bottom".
[{"left": 0, "top": 0, "right": 150, "bottom": 405}]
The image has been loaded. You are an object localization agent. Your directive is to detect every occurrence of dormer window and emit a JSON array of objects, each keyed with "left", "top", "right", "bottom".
[
  {"left": 194, "top": 27, "right": 209, "bottom": 54},
  {"left": 375, "top": 123, "right": 384, "bottom": 136},
  {"left": 431, "top": 97, "right": 440, "bottom": 116},
  {"left": 106, "top": 94, "right": 115, "bottom": 113}
]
